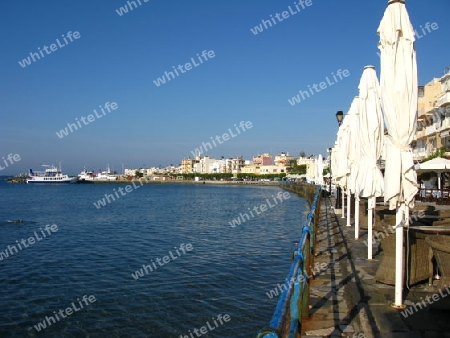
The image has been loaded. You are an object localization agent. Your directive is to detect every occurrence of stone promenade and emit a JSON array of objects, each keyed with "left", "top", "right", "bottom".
[{"left": 300, "top": 195, "right": 450, "bottom": 338}]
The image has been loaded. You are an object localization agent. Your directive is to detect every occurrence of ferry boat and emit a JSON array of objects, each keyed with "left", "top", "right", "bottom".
[
  {"left": 94, "top": 166, "right": 117, "bottom": 181},
  {"left": 77, "top": 168, "right": 97, "bottom": 182},
  {"left": 26, "top": 165, "right": 77, "bottom": 184}
]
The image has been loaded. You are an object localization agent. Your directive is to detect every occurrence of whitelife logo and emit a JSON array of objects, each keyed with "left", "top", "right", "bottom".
[
  {"left": 250, "top": 0, "right": 313, "bottom": 35},
  {"left": 153, "top": 50, "right": 216, "bottom": 87},
  {"left": 56, "top": 102, "right": 118, "bottom": 139},
  {"left": 179, "top": 313, "right": 231, "bottom": 338},
  {"left": 93, "top": 180, "right": 143, "bottom": 209},
  {"left": 33, "top": 295, "right": 96, "bottom": 332},
  {"left": 131, "top": 243, "right": 193, "bottom": 280},
  {"left": 228, "top": 191, "right": 291, "bottom": 228},
  {"left": 115, "top": 0, "right": 149, "bottom": 16},
  {"left": 265, "top": 262, "right": 328, "bottom": 299},
  {"left": 288, "top": 69, "right": 350, "bottom": 106},
  {"left": 0, "top": 153, "right": 21, "bottom": 171},
  {"left": 190, "top": 121, "right": 252, "bottom": 158},
  {"left": 401, "top": 286, "right": 450, "bottom": 318},
  {"left": 18, "top": 31, "right": 81, "bottom": 68},
  {"left": 377, "top": 21, "right": 439, "bottom": 57},
  {"left": 0, "top": 224, "right": 58, "bottom": 261}
]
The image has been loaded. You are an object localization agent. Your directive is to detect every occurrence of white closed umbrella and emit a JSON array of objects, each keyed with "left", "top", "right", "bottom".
[
  {"left": 355, "top": 66, "right": 385, "bottom": 257},
  {"left": 336, "top": 123, "right": 349, "bottom": 219},
  {"left": 345, "top": 97, "right": 361, "bottom": 227},
  {"left": 334, "top": 112, "right": 352, "bottom": 219},
  {"left": 331, "top": 142, "right": 345, "bottom": 217},
  {"left": 378, "top": 0, "right": 418, "bottom": 307},
  {"left": 315, "top": 154, "right": 324, "bottom": 186}
]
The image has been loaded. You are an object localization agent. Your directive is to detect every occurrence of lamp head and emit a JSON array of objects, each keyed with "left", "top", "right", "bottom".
[{"left": 336, "top": 111, "right": 344, "bottom": 125}]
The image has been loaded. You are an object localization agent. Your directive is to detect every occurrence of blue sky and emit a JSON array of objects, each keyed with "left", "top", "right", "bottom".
[{"left": 0, "top": 0, "right": 449, "bottom": 175}]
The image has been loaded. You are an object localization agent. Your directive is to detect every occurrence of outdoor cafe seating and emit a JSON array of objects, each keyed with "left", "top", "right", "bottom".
[
  {"left": 374, "top": 208, "right": 450, "bottom": 297},
  {"left": 416, "top": 188, "right": 450, "bottom": 205}
]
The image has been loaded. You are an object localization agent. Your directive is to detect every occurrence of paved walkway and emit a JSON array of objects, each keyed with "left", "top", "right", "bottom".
[{"left": 301, "top": 195, "right": 450, "bottom": 338}]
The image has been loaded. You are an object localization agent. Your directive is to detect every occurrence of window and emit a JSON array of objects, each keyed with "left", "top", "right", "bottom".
[{"left": 418, "top": 86, "right": 424, "bottom": 97}]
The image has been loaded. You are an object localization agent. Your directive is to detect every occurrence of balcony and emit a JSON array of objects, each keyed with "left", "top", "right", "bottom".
[
  {"left": 412, "top": 148, "right": 428, "bottom": 161},
  {"left": 438, "top": 92, "right": 450, "bottom": 107},
  {"left": 426, "top": 125, "right": 437, "bottom": 136},
  {"left": 440, "top": 117, "right": 450, "bottom": 131},
  {"left": 415, "top": 129, "right": 426, "bottom": 139}
]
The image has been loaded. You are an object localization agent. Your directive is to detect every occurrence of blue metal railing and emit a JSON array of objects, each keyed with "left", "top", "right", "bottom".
[{"left": 257, "top": 185, "right": 321, "bottom": 338}]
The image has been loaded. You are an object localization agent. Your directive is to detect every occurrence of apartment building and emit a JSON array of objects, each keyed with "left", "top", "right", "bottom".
[
  {"left": 413, "top": 70, "right": 450, "bottom": 161},
  {"left": 253, "top": 153, "right": 273, "bottom": 166},
  {"left": 274, "top": 152, "right": 294, "bottom": 166},
  {"left": 297, "top": 156, "right": 316, "bottom": 177}
]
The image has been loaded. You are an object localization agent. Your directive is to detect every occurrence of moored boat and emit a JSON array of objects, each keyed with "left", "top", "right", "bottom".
[
  {"left": 94, "top": 166, "right": 117, "bottom": 181},
  {"left": 77, "top": 168, "right": 96, "bottom": 183},
  {"left": 26, "top": 165, "right": 77, "bottom": 184}
]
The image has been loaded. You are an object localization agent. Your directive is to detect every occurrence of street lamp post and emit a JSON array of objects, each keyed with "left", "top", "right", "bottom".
[{"left": 335, "top": 111, "right": 344, "bottom": 209}]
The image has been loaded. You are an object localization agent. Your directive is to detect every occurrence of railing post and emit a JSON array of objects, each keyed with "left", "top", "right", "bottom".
[{"left": 301, "top": 236, "right": 311, "bottom": 319}]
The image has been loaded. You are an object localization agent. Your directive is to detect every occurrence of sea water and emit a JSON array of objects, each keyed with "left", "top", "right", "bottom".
[{"left": 0, "top": 180, "right": 308, "bottom": 337}]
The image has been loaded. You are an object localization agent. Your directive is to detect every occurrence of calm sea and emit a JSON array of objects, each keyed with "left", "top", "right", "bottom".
[{"left": 0, "top": 180, "right": 308, "bottom": 338}]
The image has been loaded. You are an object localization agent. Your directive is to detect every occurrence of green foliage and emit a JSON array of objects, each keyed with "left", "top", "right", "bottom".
[
  {"left": 175, "top": 173, "right": 233, "bottom": 180},
  {"left": 289, "top": 163, "right": 306, "bottom": 175},
  {"left": 422, "top": 147, "right": 446, "bottom": 162}
]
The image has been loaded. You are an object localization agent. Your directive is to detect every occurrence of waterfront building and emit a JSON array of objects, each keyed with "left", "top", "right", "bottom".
[
  {"left": 274, "top": 152, "right": 294, "bottom": 166},
  {"left": 252, "top": 153, "right": 273, "bottom": 166},
  {"left": 259, "top": 165, "right": 287, "bottom": 175},
  {"left": 297, "top": 156, "right": 316, "bottom": 178},
  {"left": 181, "top": 158, "right": 194, "bottom": 173},
  {"left": 413, "top": 69, "right": 450, "bottom": 161},
  {"left": 193, "top": 156, "right": 216, "bottom": 174},
  {"left": 241, "top": 164, "right": 260, "bottom": 175}
]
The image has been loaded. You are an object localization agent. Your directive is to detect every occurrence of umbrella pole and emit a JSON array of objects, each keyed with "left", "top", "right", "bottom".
[
  {"left": 341, "top": 188, "right": 345, "bottom": 218},
  {"left": 355, "top": 197, "right": 360, "bottom": 239},
  {"left": 393, "top": 204, "right": 406, "bottom": 308},
  {"left": 367, "top": 197, "right": 375, "bottom": 259},
  {"left": 346, "top": 189, "right": 351, "bottom": 226}
]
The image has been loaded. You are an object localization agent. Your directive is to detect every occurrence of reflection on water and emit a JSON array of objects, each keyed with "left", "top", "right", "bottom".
[{"left": 0, "top": 182, "right": 308, "bottom": 337}]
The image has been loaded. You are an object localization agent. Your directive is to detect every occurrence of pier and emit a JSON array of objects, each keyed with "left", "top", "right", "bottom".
[
  {"left": 259, "top": 184, "right": 450, "bottom": 337},
  {"left": 303, "top": 195, "right": 450, "bottom": 337}
]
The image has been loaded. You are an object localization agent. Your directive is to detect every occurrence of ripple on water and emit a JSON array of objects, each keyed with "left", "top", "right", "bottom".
[{"left": 0, "top": 183, "right": 308, "bottom": 337}]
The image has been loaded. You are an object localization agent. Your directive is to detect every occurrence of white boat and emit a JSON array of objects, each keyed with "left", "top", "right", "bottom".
[
  {"left": 27, "top": 165, "right": 77, "bottom": 184},
  {"left": 77, "top": 168, "right": 97, "bottom": 182},
  {"left": 94, "top": 166, "right": 117, "bottom": 181}
]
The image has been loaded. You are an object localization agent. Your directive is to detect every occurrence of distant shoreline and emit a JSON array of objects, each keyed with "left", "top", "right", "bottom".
[
  {"left": 84, "top": 180, "right": 283, "bottom": 186},
  {"left": 3, "top": 177, "right": 283, "bottom": 186}
]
